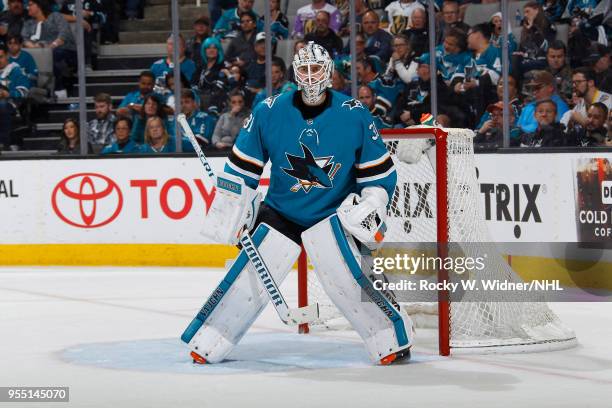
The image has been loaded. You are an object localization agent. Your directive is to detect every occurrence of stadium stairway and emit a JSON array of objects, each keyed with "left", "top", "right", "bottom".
[{"left": 15, "top": 0, "right": 209, "bottom": 155}]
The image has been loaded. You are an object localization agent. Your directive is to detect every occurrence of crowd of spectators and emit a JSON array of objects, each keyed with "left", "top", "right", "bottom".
[{"left": 0, "top": 0, "right": 610, "bottom": 155}]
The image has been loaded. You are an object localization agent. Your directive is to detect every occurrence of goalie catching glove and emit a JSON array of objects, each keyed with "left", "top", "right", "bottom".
[
  {"left": 201, "top": 172, "right": 261, "bottom": 245},
  {"left": 395, "top": 137, "right": 434, "bottom": 164},
  {"left": 336, "top": 186, "right": 388, "bottom": 250}
]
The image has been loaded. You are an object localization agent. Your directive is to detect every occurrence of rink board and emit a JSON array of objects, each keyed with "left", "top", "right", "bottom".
[{"left": 0, "top": 152, "right": 610, "bottom": 279}]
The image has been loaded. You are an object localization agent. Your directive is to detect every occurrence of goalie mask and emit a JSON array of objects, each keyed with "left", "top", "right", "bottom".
[{"left": 293, "top": 42, "right": 333, "bottom": 105}]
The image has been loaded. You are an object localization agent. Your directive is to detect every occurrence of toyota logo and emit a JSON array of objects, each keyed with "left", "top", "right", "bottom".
[{"left": 52, "top": 173, "right": 123, "bottom": 228}]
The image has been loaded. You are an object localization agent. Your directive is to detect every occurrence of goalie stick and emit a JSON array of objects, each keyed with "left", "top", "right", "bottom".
[{"left": 177, "top": 114, "right": 319, "bottom": 326}]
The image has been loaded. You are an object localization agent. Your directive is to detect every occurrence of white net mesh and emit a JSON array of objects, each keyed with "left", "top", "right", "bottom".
[{"left": 304, "top": 127, "right": 577, "bottom": 353}]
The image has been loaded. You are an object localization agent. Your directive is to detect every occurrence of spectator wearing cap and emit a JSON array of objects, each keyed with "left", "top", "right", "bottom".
[
  {"left": 87, "top": 92, "right": 116, "bottom": 153},
  {"left": 518, "top": 70, "right": 569, "bottom": 133},
  {"left": 561, "top": 67, "right": 612, "bottom": 129},
  {"left": 150, "top": 34, "right": 196, "bottom": 89},
  {"left": 358, "top": 85, "right": 391, "bottom": 129},
  {"left": 212, "top": 89, "right": 249, "bottom": 150},
  {"left": 225, "top": 11, "right": 258, "bottom": 67},
  {"left": 385, "top": 0, "right": 425, "bottom": 36},
  {"left": 361, "top": 10, "right": 393, "bottom": 63},
  {"left": 21, "top": 0, "right": 77, "bottom": 99},
  {"left": 436, "top": 1, "right": 470, "bottom": 45},
  {"left": 251, "top": 57, "right": 296, "bottom": 108},
  {"left": 566, "top": 102, "right": 609, "bottom": 147},
  {"left": 179, "top": 89, "right": 217, "bottom": 147},
  {"left": 451, "top": 23, "right": 501, "bottom": 128},
  {"left": 489, "top": 12, "right": 517, "bottom": 55},
  {"left": 293, "top": 0, "right": 341, "bottom": 39},
  {"left": 214, "top": 0, "right": 262, "bottom": 40},
  {"left": 186, "top": 16, "right": 211, "bottom": 70},
  {"left": 192, "top": 37, "right": 228, "bottom": 116},
  {"left": 0, "top": 43, "right": 29, "bottom": 152},
  {"left": 7, "top": 34, "right": 38, "bottom": 87},
  {"left": 512, "top": 1, "right": 556, "bottom": 76},
  {"left": 519, "top": 99, "right": 566, "bottom": 147},
  {"left": 401, "top": 7, "right": 428, "bottom": 57},
  {"left": 476, "top": 75, "right": 521, "bottom": 131},
  {"left": 475, "top": 101, "right": 520, "bottom": 147},
  {"left": 0, "top": 0, "right": 26, "bottom": 44},
  {"left": 244, "top": 31, "right": 270, "bottom": 93},
  {"left": 304, "top": 11, "right": 343, "bottom": 58},
  {"left": 101, "top": 117, "right": 142, "bottom": 154},
  {"left": 545, "top": 40, "right": 572, "bottom": 103},
  {"left": 261, "top": 0, "right": 288, "bottom": 41}
]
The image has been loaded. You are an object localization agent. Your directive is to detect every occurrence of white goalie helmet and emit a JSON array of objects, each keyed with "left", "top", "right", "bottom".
[{"left": 292, "top": 41, "right": 333, "bottom": 105}]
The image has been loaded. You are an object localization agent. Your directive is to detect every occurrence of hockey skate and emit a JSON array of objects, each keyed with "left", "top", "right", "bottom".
[
  {"left": 190, "top": 351, "right": 208, "bottom": 365},
  {"left": 380, "top": 346, "right": 411, "bottom": 365}
]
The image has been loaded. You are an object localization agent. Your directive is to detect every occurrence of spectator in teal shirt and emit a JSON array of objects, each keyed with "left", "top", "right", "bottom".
[
  {"left": 102, "top": 117, "right": 143, "bottom": 154},
  {"left": 7, "top": 34, "right": 37, "bottom": 87}
]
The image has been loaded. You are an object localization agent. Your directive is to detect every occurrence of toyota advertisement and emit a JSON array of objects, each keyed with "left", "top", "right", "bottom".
[
  {"left": 1, "top": 152, "right": 612, "bottom": 244},
  {"left": 0, "top": 157, "right": 224, "bottom": 244}
]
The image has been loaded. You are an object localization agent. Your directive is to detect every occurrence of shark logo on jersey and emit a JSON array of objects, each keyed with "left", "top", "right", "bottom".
[
  {"left": 264, "top": 94, "right": 281, "bottom": 108},
  {"left": 282, "top": 143, "right": 342, "bottom": 193},
  {"left": 342, "top": 99, "right": 364, "bottom": 110}
]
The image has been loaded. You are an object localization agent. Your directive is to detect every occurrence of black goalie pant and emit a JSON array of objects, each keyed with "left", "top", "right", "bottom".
[{"left": 251, "top": 203, "right": 308, "bottom": 246}]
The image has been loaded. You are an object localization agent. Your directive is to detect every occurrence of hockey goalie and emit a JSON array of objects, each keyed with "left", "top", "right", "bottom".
[{"left": 181, "top": 42, "right": 414, "bottom": 365}]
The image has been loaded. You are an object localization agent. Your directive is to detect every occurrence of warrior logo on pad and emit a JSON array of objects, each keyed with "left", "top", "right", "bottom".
[{"left": 282, "top": 143, "right": 341, "bottom": 193}]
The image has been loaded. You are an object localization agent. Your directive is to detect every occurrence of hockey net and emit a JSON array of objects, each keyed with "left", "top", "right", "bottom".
[{"left": 297, "top": 127, "right": 577, "bottom": 355}]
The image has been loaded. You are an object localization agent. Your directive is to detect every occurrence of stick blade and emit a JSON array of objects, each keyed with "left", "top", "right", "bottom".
[{"left": 287, "top": 303, "right": 319, "bottom": 325}]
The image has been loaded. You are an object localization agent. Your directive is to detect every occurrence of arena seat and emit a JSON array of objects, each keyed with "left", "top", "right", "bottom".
[
  {"left": 463, "top": 1, "right": 530, "bottom": 28},
  {"left": 25, "top": 48, "right": 54, "bottom": 91},
  {"left": 463, "top": 2, "right": 500, "bottom": 27}
]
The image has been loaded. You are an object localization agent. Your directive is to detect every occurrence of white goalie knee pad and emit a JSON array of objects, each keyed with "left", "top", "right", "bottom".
[
  {"left": 301, "top": 215, "right": 414, "bottom": 363},
  {"left": 182, "top": 223, "right": 301, "bottom": 363}
]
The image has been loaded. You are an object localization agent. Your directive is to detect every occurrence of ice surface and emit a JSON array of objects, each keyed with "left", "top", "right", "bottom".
[{"left": 0, "top": 266, "right": 611, "bottom": 408}]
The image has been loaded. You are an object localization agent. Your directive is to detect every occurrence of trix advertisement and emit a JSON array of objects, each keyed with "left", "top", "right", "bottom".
[{"left": 574, "top": 158, "right": 612, "bottom": 245}]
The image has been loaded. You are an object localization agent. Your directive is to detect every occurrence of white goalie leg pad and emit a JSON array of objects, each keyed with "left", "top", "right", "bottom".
[
  {"left": 201, "top": 172, "right": 261, "bottom": 245},
  {"left": 182, "top": 223, "right": 301, "bottom": 363},
  {"left": 301, "top": 215, "right": 414, "bottom": 363}
]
